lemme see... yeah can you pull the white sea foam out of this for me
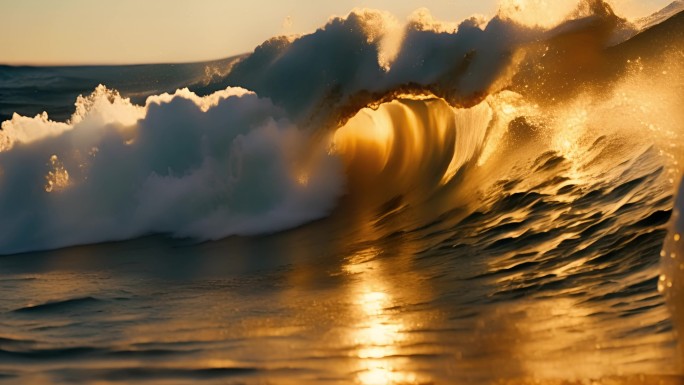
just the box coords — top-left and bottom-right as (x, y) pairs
(0, 86), (345, 253)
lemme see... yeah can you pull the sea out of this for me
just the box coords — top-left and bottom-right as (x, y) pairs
(1, 2), (684, 384)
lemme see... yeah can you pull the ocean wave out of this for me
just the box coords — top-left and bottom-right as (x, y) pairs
(0, 86), (345, 253)
(0, 4), (684, 344)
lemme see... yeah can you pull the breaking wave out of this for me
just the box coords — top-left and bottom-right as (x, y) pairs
(0, 86), (346, 252)
(3, 0), (684, 379)
(1, 1), (684, 325)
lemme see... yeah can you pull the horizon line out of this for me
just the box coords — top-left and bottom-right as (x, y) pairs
(0, 53), (248, 68)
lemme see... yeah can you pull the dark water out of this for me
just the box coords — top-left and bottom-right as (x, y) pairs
(0, 56), (241, 123)
(2, 4), (684, 385)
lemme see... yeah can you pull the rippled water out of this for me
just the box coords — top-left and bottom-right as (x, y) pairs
(2, 3), (684, 384)
(0, 123), (680, 384)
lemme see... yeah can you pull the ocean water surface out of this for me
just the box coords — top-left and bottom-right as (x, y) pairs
(1, 1), (684, 384)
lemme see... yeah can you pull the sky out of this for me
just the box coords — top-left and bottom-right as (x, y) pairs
(0, 0), (675, 65)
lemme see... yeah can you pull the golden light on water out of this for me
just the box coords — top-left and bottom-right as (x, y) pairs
(358, 367), (419, 385)
(353, 288), (413, 385)
(358, 291), (388, 316)
(1, 0), (684, 383)
(333, 108), (395, 175)
(297, 172), (310, 186)
(342, 248), (424, 385)
(355, 291), (402, 360)
(550, 104), (588, 163)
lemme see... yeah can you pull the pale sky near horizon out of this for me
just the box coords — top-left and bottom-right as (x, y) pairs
(0, 0), (674, 65)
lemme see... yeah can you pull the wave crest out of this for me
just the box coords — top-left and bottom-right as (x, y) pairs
(0, 86), (345, 254)
(1, 0), (683, 260)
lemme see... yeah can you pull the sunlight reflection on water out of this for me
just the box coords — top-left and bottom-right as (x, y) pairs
(343, 248), (426, 385)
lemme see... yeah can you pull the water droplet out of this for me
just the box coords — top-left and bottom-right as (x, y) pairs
(675, 234), (681, 242)
(44, 155), (70, 193)
(671, 252), (677, 259)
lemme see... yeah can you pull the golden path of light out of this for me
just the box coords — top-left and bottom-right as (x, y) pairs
(343, 248), (422, 385)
